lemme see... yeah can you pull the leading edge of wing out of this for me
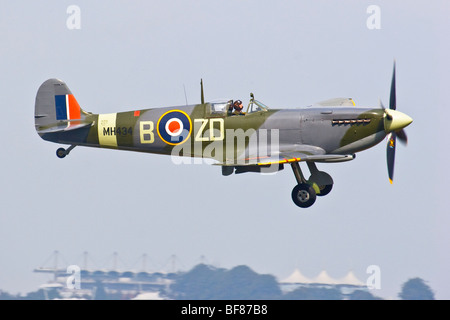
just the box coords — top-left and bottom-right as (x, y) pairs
(254, 153), (355, 165)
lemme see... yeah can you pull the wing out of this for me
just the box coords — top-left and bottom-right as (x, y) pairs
(215, 144), (355, 166)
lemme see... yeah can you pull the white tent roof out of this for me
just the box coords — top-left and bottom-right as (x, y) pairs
(312, 270), (339, 284)
(281, 268), (313, 284)
(282, 269), (365, 286)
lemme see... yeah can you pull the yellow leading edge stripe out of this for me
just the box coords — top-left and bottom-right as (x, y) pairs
(257, 157), (301, 166)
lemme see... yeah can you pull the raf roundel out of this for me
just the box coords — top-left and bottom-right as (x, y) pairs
(157, 110), (192, 145)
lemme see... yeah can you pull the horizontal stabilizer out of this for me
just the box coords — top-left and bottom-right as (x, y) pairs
(36, 121), (93, 134)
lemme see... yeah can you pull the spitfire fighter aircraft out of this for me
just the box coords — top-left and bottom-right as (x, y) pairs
(35, 65), (412, 208)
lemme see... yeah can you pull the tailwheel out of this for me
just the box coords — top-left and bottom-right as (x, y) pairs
(291, 183), (316, 208)
(56, 145), (76, 159)
(317, 184), (333, 197)
(56, 148), (67, 159)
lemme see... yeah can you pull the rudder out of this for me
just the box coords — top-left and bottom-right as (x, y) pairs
(35, 79), (91, 136)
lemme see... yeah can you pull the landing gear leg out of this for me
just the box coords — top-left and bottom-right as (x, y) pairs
(56, 145), (76, 159)
(291, 161), (307, 185)
(291, 162), (316, 208)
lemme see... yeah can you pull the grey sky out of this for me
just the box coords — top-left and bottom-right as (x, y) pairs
(0, 1), (448, 299)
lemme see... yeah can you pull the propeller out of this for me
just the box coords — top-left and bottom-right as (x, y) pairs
(386, 132), (396, 184)
(381, 62), (413, 184)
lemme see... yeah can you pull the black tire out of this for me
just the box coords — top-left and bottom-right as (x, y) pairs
(56, 148), (66, 159)
(317, 184), (333, 197)
(291, 184), (316, 208)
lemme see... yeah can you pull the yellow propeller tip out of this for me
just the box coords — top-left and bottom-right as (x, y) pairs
(389, 179), (393, 185)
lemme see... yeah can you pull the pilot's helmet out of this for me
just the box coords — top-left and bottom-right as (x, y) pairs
(235, 100), (242, 105)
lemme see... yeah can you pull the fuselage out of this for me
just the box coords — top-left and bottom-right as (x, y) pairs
(39, 101), (389, 163)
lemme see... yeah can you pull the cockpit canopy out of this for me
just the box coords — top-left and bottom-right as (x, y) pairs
(209, 95), (269, 116)
(246, 99), (269, 113)
(210, 100), (232, 114)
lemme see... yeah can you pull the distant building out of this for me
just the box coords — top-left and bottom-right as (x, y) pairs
(33, 251), (179, 299)
(34, 267), (174, 300)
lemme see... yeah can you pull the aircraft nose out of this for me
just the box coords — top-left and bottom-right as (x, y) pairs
(384, 110), (413, 133)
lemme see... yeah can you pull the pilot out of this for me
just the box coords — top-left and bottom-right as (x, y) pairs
(232, 100), (245, 115)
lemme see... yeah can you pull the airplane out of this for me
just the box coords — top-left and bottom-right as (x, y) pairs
(34, 63), (412, 208)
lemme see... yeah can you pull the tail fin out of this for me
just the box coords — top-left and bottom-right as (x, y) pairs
(35, 79), (92, 136)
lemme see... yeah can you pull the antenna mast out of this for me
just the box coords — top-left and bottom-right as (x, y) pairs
(200, 79), (205, 104)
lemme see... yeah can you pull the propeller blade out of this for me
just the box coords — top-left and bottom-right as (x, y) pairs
(389, 62), (396, 110)
(396, 129), (408, 145)
(380, 99), (393, 121)
(387, 132), (396, 184)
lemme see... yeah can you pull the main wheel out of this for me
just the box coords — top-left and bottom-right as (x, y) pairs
(317, 184), (333, 197)
(291, 184), (316, 208)
(56, 148), (67, 159)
